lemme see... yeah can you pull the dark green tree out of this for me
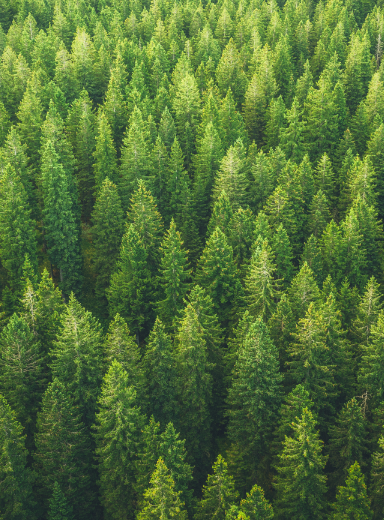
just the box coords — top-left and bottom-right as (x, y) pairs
(331, 462), (372, 520)
(48, 482), (73, 520)
(93, 360), (144, 520)
(274, 407), (327, 520)
(196, 455), (239, 520)
(93, 109), (118, 191)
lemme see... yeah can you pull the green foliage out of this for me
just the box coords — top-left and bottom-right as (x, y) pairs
(331, 462), (372, 520)
(48, 482), (73, 520)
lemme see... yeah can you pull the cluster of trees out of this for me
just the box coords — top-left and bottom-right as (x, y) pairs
(2, 0), (384, 517)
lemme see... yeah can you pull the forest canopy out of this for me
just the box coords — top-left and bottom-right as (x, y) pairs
(0, 0), (384, 518)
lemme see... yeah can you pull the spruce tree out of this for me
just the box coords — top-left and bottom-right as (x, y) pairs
(137, 458), (187, 520)
(331, 462), (372, 520)
(93, 109), (118, 191)
(328, 398), (367, 488)
(358, 312), (384, 405)
(0, 164), (37, 301)
(91, 178), (124, 316)
(34, 379), (93, 519)
(50, 294), (103, 428)
(237, 484), (274, 520)
(271, 223), (295, 288)
(157, 219), (190, 329)
(41, 141), (82, 297)
(274, 408), (327, 520)
(142, 318), (178, 426)
(245, 239), (280, 321)
(48, 482), (73, 520)
(227, 318), (283, 489)
(93, 360), (144, 520)
(206, 190), (234, 238)
(0, 394), (35, 520)
(195, 227), (243, 329)
(103, 314), (145, 400)
(196, 455), (239, 520)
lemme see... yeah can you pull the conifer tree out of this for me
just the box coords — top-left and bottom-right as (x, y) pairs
(103, 314), (145, 399)
(331, 462), (372, 520)
(157, 219), (190, 329)
(288, 262), (320, 322)
(93, 360), (144, 520)
(353, 276), (383, 348)
(280, 97), (305, 163)
(48, 482), (73, 520)
(50, 294), (103, 428)
(0, 164), (37, 300)
(0, 395), (35, 519)
(91, 178), (124, 316)
(17, 82), (43, 170)
(196, 455), (239, 520)
(235, 484), (274, 520)
(119, 106), (151, 210)
(175, 304), (213, 477)
(41, 141), (82, 297)
(137, 458), (187, 520)
(164, 138), (191, 226)
(271, 223), (295, 287)
(34, 379), (94, 519)
(274, 408), (327, 520)
(212, 139), (249, 210)
(207, 190), (234, 238)
(219, 88), (248, 150)
(245, 239), (280, 321)
(142, 318), (177, 426)
(227, 318), (283, 488)
(93, 109), (118, 192)
(108, 224), (153, 343)
(308, 190), (331, 238)
(195, 227), (243, 328)
(328, 398), (367, 488)
(0, 313), (43, 443)
(358, 312), (384, 405)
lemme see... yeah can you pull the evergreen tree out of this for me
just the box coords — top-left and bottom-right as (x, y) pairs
(142, 318), (177, 426)
(93, 360), (144, 520)
(271, 223), (295, 288)
(0, 313), (43, 443)
(91, 178), (124, 316)
(50, 294), (103, 428)
(331, 462), (372, 520)
(108, 224), (153, 343)
(236, 484), (274, 520)
(358, 312), (384, 405)
(274, 408), (327, 520)
(41, 141), (82, 297)
(196, 455), (239, 520)
(137, 458), (187, 520)
(0, 394), (35, 520)
(103, 314), (145, 399)
(328, 398), (367, 488)
(157, 219), (190, 329)
(0, 164), (37, 300)
(227, 318), (283, 489)
(48, 482), (73, 520)
(245, 239), (280, 321)
(175, 304), (213, 478)
(93, 109), (118, 191)
(308, 190), (331, 238)
(195, 227), (243, 329)
(34, 379), (93, 519)
(207, 190), (234, 238)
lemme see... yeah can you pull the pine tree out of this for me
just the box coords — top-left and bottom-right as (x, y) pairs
(328, 398), (367, 488)
(207, 190), (234, 238)
(227, 318), (283, 489)
(41, 141), (82, 297)
(196, 455), (239, 520)
(142, 318), (177, 426)
(288, 302), (336, 416)
(164, 138), (191, 226)
(308, 190), (331, 238)
(0, 313), (43, 443)
(93, 109), (118, 192)
(280, 97), (305, 163)
(48, 482), (73, 520)
(331, 462), (372, 520)
(245, 239), (280, 321)
(358, 312), (384, 406)
(34, 379), (93, 519)
(271, 223), (295, 288)
(288, 262), (321, 322)
(108, 224), (153, 343)
(195, 227), (243, 329)
(91, 178), (124, 317)
(212, 139), (249, 210)
(236, 484), (274, 520)
(93, 360), (144, 520)
(103, 314), (145, 399)
(119, 106), (151, 210)
(0, 164), (37, 300)
(219, 88), (248, 150)
(137, 458), (187, 520)
(50, 294), (103, 428)
(175, 304), (213, 477)
(0, 394), (35, 520)
(157, 219), (190, 329)
(228, 208), (254, 271)
(17, 82), (43, 170)
(353, 276), (383, 349)
(274, 408), (327, 520)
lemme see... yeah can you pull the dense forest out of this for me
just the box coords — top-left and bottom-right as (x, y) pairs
(2, 0), (384, 517)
